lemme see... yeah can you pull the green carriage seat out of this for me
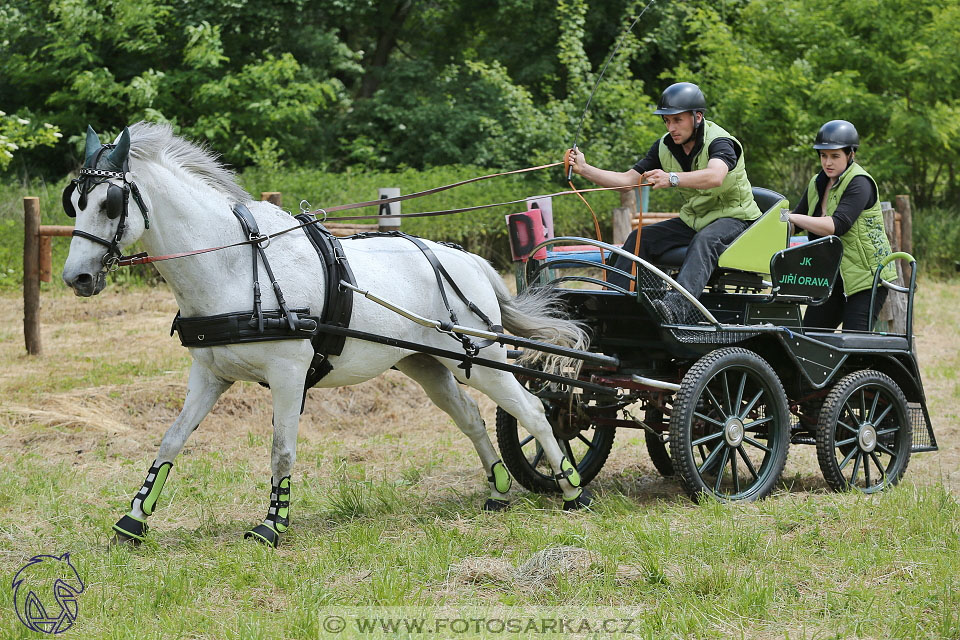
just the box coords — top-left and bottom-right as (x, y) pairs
(654, 187), (789, 276)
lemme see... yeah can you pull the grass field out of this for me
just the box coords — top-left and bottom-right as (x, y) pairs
(1, 279), (958, 639)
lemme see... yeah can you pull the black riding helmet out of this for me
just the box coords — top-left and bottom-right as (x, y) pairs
(653, 82), (707, 116)
(813, 120), (860, 151)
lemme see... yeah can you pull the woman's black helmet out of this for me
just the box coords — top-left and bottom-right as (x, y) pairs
(813, 120), (860, 151)
(653, 82), (707, 115)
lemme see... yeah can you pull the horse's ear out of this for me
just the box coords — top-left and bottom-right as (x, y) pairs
(83, 125), (102, 167)
(105, 127), (131, 171)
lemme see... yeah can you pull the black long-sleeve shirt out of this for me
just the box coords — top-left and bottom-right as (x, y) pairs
(630, 124), (739, 174)
(793, 170), (876, 237)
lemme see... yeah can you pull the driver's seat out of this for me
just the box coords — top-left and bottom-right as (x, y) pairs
(655, 187), (789, 276)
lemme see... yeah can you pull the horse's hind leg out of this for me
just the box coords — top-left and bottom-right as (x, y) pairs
(112, 362), (231, 544)
(396, 354), (514, 511)
(461, 367), (592, 510)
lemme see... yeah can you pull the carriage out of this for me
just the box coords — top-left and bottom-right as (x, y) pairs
(494, 187), (938, 501)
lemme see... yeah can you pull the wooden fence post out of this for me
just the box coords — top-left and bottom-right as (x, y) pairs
(261, 191), (282, 207)
(612, 187), (637, 245)
(23, 197), (42, 355)
(894, 195), (913, 282)
(878, 202), (907, 334)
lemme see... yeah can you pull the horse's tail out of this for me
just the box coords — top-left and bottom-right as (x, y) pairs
(474, 257), (589, 373)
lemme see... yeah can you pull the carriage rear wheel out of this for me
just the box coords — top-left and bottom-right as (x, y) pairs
(670, 348), (790, 502)
(495, 395), (616, 494)
(815, 370), (912, 493)
(644, 409), (675, 477)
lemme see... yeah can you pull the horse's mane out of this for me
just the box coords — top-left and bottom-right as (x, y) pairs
(127, 121), (251, 203)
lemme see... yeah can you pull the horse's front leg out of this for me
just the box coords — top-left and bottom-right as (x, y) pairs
(243, 370), (306, 549)
(112, 362), (231, 544)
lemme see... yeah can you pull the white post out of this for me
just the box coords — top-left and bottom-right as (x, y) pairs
(378, 188), (401, 230)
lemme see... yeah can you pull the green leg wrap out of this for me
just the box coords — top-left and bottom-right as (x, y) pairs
(132, 460), (173, 516)
(487, 460), (513, 494)
(554, 456), (582, 489)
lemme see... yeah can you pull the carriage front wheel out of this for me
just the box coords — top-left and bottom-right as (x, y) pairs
(495, 398), (616, 494)
(815, 370), (912, 493)
(670, 348), (790, 502)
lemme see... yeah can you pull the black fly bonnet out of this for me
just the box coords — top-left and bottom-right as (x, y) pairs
(62, 126), (150, 271)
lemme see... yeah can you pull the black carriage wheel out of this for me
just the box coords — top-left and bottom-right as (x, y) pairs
(644, 409), (675, 477)
(495, 401), (616, 494)
(670, 348), (790, 502)
(815, 370), (912, 493)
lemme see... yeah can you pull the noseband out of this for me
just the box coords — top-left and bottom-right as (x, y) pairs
(62, 144), (150, 272)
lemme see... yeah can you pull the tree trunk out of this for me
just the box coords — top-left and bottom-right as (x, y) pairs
(359, 0), (414, 99)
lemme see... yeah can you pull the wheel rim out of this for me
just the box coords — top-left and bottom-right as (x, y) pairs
(829, 383), (907, 493)
(688, 365), (783, 500)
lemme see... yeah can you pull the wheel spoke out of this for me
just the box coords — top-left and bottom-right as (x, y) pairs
(837, 445), (858, 471)
(875, 442), (896, 456)
(869, 451), (887, 481)
(850, 451), (863, 486)
(531, 444), (544, 469)
(843, 400), (863, 427)
(519, 434), (534, 448)
(697, 443), (726, 476)
(563, 440), (578, 468)
(859, 389), (867, 423)
(864, 452), (872, 485)
(743, 436), (771, 453)
(838, 418), (859, 435)
(723, 371), (732, 415)
(731, 448), (740, 494)
(735, 373), (747, 413)
(835, 436), (858, 447)
(739, 390), (765, 420)
(694, 411), (725, 427)
(704, 386), (726, 416)
(743, 416), (773, 431)
(875, 427), (899, 437)
(872, 404), (894, 427)
(714, 447), (731, 493)
(692, 431), (724, 447)
(737, 446), (759, 480)
(576, 433), (595, 449)
(868, 388), (881, 424)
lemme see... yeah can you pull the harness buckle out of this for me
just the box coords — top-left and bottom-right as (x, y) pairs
(250, 233), (270, 249)
(102, 254), (121, 272)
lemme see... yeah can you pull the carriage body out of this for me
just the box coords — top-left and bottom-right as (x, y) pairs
(497, 188), (936, 501)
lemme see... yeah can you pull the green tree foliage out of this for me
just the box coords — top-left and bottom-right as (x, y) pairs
(1, 0), (958, 208)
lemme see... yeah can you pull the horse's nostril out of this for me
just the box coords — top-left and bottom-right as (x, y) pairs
(76, 273), (93, 286)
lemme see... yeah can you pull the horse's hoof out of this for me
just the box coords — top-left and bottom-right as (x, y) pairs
(482, 498), (511, 512)
(562, 489), (593, 511)
(111, 514), (147, 546)
(109, 532), (141, 547)
(244, 524), (280, 548)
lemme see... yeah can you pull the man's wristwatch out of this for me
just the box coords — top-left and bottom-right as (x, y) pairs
(668, 172), (679, 187)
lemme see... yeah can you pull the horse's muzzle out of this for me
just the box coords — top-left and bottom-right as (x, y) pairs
(63, 271), (106, 297)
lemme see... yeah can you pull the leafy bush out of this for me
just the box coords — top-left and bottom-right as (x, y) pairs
(912, 207), (960, 278)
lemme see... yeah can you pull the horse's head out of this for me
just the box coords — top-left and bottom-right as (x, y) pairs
(62, 125), (151, 296)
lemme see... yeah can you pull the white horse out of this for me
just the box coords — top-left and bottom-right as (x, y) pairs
(61, 122), (592, 548)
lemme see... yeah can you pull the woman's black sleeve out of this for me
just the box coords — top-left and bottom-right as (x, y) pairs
(832, 176), (877, 236)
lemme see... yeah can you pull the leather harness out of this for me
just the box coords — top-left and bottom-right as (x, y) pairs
(170, 206), (497, 391)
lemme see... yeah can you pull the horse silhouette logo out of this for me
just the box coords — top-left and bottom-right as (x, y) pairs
(12, 553), (85, 634)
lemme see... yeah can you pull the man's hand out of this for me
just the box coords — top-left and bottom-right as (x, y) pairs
(642, 169), (671, 189)
(566, 148), (587, 175)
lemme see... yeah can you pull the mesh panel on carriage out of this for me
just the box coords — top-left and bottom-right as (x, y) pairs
(634, 261), (758, 345)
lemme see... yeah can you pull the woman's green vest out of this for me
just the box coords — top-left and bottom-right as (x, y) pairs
(804, 163), (896, 296)
(657, 120), (762, 232)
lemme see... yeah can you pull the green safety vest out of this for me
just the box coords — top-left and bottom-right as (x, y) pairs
(804, 163), (896, 296)
(658, 120), (762, 232)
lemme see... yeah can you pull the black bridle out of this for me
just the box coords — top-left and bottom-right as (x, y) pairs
(62, 145), (150, 271)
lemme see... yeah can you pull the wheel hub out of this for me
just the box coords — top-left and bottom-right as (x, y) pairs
(858, 423), (877, 452)
(723, 417), (745, 447)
